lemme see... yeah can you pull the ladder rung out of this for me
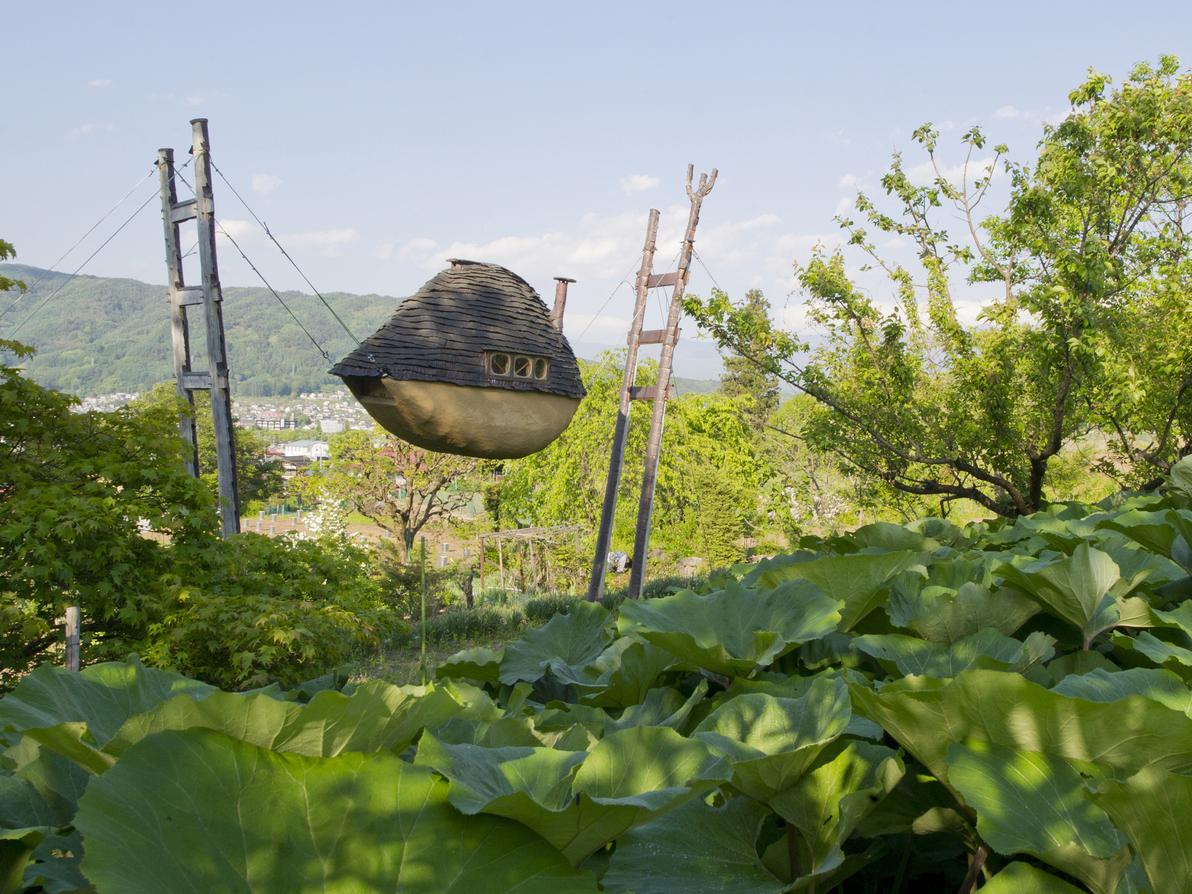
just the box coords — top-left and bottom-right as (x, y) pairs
(646, 271), (679, 289)
(170, 199), (197, 223)
(629, 384), (673, 402)
(635, 328), (675, 345)
(173, 286), (206, 307)
(181, 372), (212, 390)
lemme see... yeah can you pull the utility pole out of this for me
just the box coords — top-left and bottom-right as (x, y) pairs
(157, 118), (241, 537)
(587, 165), (717, 601)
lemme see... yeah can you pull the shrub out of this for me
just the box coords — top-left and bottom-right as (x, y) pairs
(143, 533), (401, 689)
(417, 606), (524, 644)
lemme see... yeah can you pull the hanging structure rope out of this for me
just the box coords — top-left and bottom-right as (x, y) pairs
(0, 166), (162, 324)
(3, 160), (193, 333)
(171, 166), (332, 363)
(207, 159), (360, 344)
(7, 184), (168, 338)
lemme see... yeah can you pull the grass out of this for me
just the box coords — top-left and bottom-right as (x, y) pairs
(345, 575), (706, 686)
(349, 635), (508, 686)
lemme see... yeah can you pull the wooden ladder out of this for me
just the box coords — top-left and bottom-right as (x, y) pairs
(157, 118), (241, 537)
(587, 165), (717, 601)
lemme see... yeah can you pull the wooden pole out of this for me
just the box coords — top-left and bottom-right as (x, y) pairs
(550, 277), (575, 330)
(419, 536), (428, 684)
(497, 537), (505, 591)
(156, 148), (200, 477)
(191, 118), (241, 537)
(479, 536), (486, 593)
(629, 166), (717, 598)
(587, 209), (661, 601)
(64, 606), (80, 672)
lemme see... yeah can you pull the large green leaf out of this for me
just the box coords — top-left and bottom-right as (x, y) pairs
(0, 658), (213, 746)
(414, 732), (602, 862)
(435, 646), (504, 686)
(75, 727), (598, 893)
(1100, 509), (1192, 572)
(854, 628), (1055, 677)
(105, 680), (492, 757)
(744, 550), (920, 630)
(767, 741), (903, 879)
(694, 678), (850, 801)
(1051, 667), (1192, 716)
(499, 602), (612, 685)
(1096, 767), (1192, 894)
(996, 543), (1143, 647)
(980, 862), (1087, 894)
(601, 795), (789, 894)
(850, 669), (1192, 785)
(550, 637), (679, 709)
(885, 581), (1039, 642)
(946, 740), (1129, 893)
(616, 581), (840, 677)
(571, 725), (730, 810)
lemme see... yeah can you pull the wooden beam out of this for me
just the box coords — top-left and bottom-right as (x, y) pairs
(588, 209), (660, 602)
(157, 147), (199, 478)
(64, 606), (80, 672)
(191, 118), (241, 537)
(630, 166), (717, 598)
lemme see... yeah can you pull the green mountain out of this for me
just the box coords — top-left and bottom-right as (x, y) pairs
(0, 264), (396, 397)
(0, 265), (724, 398)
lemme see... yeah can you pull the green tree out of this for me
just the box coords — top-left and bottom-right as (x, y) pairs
(0, 340), (217, 679)
(314, 428), (491, 563)
(0, 238), (25, 296)
(718, 288), (780, 433)
(500, 353), (767, 573)
(688, 57), (1192, 518)
(133, 382), (286, 512)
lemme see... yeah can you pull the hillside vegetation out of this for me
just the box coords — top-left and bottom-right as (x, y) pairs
(4, 462), (1192, 891)
(0, 264), (392, 396)
(0, 265), (723, 399)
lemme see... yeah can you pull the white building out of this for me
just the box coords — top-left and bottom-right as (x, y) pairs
(319, 418), (345, 434)
(282, 439), (330, 461)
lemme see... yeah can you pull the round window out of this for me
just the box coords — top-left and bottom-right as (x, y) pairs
(513, 355), (532, 378)
(533, 358), (549, 380)
(489, 353), (510, 376)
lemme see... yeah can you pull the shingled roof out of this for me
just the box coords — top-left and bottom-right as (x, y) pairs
(330, 260), (586, 399)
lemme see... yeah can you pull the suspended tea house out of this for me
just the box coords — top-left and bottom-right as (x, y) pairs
(331, 260), (586, 459)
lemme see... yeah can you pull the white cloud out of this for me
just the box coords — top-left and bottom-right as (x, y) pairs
(285, 228), (359, 257)
(397, 237), (438, 261)
(567, 312), (632, 343)
(185, 95), (207, 107)
(214, 218), (261, 244)
(69, 122), (114, 139)
(838, 173), (859, 189)
(619, 174), (659, 194)
(251, 173), (283, 195)
(374, 242), (396, 260)
(906, 155), (999, 187)
(88, 78), (112, 88)
(994, 105), (1022, 119)
(834, 196), (854, 217)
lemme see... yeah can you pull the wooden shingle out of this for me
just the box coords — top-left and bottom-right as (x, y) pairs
(330, 260), (586, 399)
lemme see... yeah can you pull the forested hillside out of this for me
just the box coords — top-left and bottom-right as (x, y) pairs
(0, 265), (722, 398)
(0, 264), (392, 396)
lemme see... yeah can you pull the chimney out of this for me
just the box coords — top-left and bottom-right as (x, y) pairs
(551, 277), (575, 331)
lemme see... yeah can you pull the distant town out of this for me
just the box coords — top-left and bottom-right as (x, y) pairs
(76, 387), (375, 465)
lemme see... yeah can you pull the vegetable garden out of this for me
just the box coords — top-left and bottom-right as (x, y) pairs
(5, 462), (1192, 892)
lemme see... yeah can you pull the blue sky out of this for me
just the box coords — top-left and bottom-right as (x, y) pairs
(4, 1), (1189, 375)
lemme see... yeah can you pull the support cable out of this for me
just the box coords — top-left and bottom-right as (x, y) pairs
(7, 183), (164, 337)
(208, 159), (359, 344)
(171, 168), (332, 364)
(1, 162), (181, 325)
